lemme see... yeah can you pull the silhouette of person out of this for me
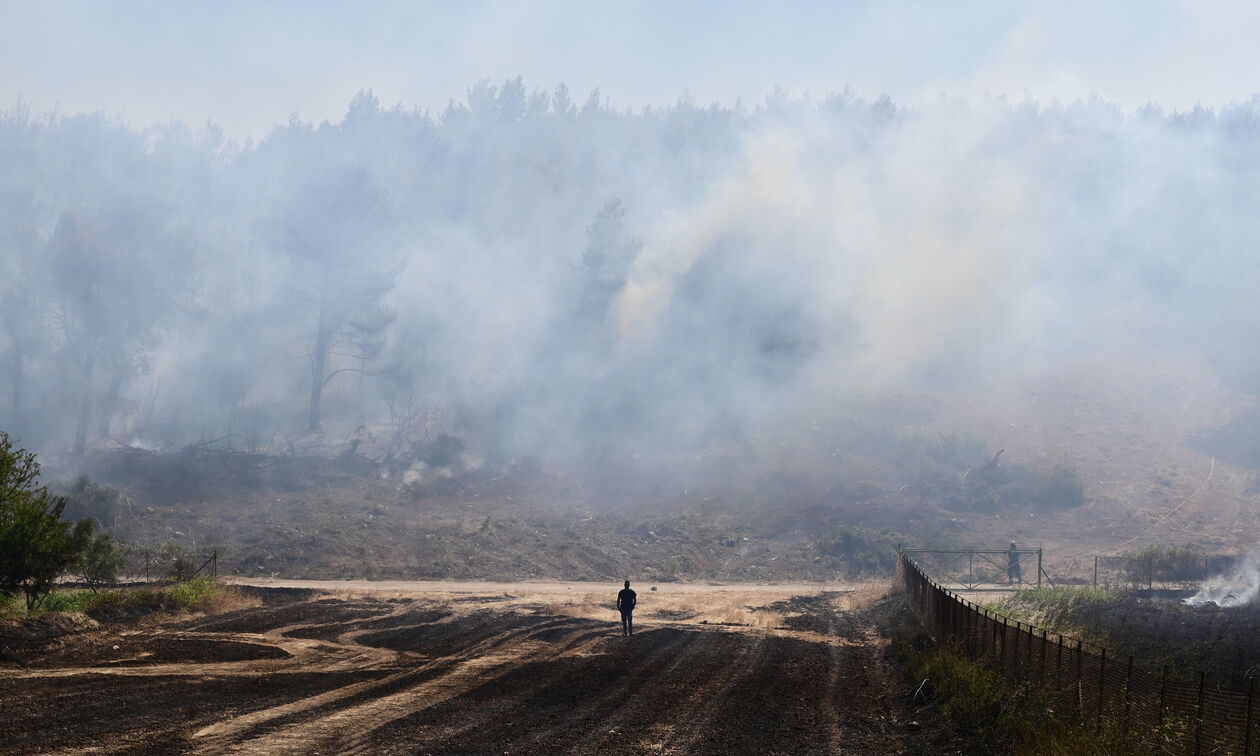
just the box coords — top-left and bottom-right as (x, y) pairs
(617, 580), (637, 636)
(1008, 542), (1022, 585)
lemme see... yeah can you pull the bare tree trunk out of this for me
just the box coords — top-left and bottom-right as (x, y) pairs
(307, 301), (331, 432)
(97, 368), (125, 440)
(75, 356), (95, 454)
(307, 348), (326, 431)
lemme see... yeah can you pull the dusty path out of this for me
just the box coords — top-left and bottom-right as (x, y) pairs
(1, 586), (917, 755)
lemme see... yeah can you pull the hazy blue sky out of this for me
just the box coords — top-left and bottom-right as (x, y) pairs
(3, 1), (1259, 137)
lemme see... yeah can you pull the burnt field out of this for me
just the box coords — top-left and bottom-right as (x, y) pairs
(0, 583), (930, 755)
(997, 587), (1260, 691)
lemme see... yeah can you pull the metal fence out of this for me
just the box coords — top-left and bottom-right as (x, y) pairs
(901, 552), (1258, 755)
(120, 547), (218, 582)
(1090, 553), (1234, 591)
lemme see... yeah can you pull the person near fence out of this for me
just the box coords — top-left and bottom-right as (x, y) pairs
(1007, 541), (1022, 584)
(617, 580), (637, 636)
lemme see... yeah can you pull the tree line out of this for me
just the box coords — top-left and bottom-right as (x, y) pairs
(4, 82), (1260, 461)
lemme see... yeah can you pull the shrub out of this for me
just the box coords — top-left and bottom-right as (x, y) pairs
(0, 432), (93, 610)
(166, 576), (223, 611)
(1119, 544), (1211, 587)
(891, 597), (1160, 754)
(38, 589), (96, 613)
(0, 591), (18, 619)
(155, 542), (202, 581)
(78, 524), (124, 590)
(59, 474), (122, 529)
(816, 527), (899, 577)
(32, 578), (229, 618)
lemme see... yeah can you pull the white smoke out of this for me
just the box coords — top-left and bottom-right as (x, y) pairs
(1184, 551), (1260, 607)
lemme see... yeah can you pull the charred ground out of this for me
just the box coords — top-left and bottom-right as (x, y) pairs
(0, 583), (936, 755)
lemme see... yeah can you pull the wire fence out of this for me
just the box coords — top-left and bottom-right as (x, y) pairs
(120, 547), (218, 582)
(1090, 553), (1234, 592)
(901, 552), (1258, 755)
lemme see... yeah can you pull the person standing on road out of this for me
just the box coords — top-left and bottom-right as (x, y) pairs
(617, 580), (637, 636)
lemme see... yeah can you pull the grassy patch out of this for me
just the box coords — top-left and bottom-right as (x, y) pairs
(36, 590), (100, 613)
(986, 583), (1260, 690)
(988, 585), (1120, 638)
(4, 577), (252, 621)
(0, 591), (17, 620)
(166, 576), (225, 611)
(888, 595), (1158, 754)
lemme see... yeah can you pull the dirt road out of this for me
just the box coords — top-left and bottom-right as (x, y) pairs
(1, 585), (920, 754)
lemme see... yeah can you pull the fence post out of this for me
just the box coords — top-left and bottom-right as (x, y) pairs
(1026, 623), (1033, 678)
(1037, 548), (1043, 587)
(1001, 618), (1009, 672)
(1195, 670), (1205, 756)
(1013, 621), (1021, 674)
(992, 611), (998, 659)
(1246, 675), (1255, 756)
(968, 601), (976, 654)
(1039, 628), (1047, 686)
(211, 549), (217, 579)
(1076, 640), (1084, 722)
(1097, 647), (1107, 733)
(1056, 634), (1063, 691)
(1094, 555), (1098, 587)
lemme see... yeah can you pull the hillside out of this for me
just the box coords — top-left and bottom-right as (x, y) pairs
(41, 349), (1260, 584)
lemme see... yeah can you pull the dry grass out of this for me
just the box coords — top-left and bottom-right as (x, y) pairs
(205, 585), (263, 614)
(836, 581), (890, 612)
(536, 590), (788, 627)
(248, 578), (880, 633)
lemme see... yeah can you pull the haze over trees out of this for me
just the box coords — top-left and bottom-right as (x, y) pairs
(2, 84), (1260, 464)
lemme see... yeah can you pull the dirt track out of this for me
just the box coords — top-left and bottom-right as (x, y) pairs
(1, 586), (920, 754)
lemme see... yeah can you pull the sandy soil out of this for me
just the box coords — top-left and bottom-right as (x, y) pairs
(226, 576), (859, 594)
(0, 582), (924, 755)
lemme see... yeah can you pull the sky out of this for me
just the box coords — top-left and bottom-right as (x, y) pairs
(3, 1), (1260, 138)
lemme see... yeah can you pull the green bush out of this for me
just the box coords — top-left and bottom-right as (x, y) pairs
(990, 585), (1118, 637)
(816, 527), (899, 577)
(1119, 544), (1210, 587)
(890, 596), (1161, 755)
(0, 431), (94, 610)
(38, 589), (97, 613)
(59, 474), (122, 529)
(27, 579), (224, 617)
(78, 522), (124, 590)
(166, 576), (223, 611)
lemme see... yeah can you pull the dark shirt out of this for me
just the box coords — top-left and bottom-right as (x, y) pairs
(617, 588), (637, 613)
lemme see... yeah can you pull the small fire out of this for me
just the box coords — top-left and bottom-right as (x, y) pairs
(1184, 551), (1260, 607)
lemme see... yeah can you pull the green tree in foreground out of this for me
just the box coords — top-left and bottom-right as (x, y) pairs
(0, 431), (91, 609)
(78, 521), (124, 591)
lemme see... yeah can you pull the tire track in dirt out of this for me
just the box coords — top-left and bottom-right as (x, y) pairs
(393, 626), (700, 752)
(194, 617), (608, 755)
(0, 629), (398, 681)
(3, 591), (920, 755)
